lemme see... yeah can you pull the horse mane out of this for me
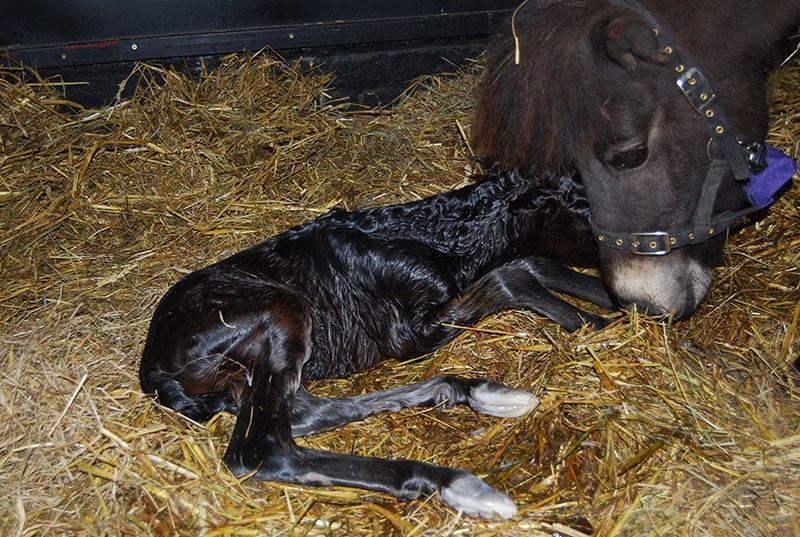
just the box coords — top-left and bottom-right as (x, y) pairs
(472, 0), (800, 175)
(473, 2), (622, 174)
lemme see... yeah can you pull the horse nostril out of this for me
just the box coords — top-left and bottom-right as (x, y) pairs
(619, 301), (692, 324)
(622, 301), (675, 320)
(618, 289), (702, 321)
(610, 283), (702, 322)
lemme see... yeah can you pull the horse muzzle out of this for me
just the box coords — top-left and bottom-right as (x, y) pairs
(600, 248), (713, 320)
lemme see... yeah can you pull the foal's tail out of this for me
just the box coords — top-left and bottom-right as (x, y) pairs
(139, 363), (237, 423)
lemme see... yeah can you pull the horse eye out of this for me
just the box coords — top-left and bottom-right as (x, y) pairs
(609, 143), (649, 169)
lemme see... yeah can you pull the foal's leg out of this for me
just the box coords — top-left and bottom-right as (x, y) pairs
(291, 376), (539, 437)
(223, 298), (519, 519)
(517, 257), (617, 311)
(429, 258), (611, 334)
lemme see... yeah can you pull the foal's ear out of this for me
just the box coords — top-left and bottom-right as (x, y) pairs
(602, 16), (668, 71)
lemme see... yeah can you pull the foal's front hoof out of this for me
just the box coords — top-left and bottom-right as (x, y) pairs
(468, 382), (539, 418)
(580, 311), (611, 330)
(440, 473), (517, 519)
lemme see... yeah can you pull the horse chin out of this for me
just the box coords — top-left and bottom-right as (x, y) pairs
(600, 250), (714, 320)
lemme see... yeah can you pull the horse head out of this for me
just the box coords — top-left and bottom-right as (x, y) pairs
(473, 0), (799, 319)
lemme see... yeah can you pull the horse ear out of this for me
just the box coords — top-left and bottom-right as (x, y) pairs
(603, 17), (668, 71)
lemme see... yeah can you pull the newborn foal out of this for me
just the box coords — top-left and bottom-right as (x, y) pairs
(140, 167), (614, 518)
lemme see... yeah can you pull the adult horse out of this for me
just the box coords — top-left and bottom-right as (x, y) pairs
(473, 0), (800, 319)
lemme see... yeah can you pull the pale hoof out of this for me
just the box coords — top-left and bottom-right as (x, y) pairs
(468, 382), (539, 418)
(440, 473), (517, 519)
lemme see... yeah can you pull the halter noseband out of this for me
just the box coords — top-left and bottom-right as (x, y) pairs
(592, 0), (795, 256)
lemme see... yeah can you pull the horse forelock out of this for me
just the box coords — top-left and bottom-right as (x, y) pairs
(473, 2), (613, 175)
(473, 0), (800, 174)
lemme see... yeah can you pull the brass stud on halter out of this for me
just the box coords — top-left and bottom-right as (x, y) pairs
(594, 0), (773, 256)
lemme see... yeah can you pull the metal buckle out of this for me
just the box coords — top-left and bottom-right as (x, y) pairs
(676, 67), (715, 113)
(630, 231), (672, 255)
(741, 140), (768, 173)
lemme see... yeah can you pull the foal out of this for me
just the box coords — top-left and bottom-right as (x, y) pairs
(140, 166), (614, 519)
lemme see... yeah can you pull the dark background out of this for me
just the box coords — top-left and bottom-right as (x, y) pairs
(1, 1), (518, 106)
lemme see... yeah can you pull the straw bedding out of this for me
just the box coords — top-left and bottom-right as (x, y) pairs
(1, 52), (798, 536)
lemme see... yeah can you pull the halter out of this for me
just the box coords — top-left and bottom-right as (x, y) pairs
(592, 0), (796, 255)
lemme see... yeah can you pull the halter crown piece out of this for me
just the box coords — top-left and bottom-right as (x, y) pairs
(593, 0), (797, 255)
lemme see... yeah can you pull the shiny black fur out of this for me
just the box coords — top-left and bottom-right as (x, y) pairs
(139, 166), (614, 518)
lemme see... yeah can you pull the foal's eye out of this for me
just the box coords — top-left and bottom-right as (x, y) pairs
(609, 143), (649, 169)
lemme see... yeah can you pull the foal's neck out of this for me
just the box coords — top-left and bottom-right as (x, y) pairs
(348, 169), (540, 263)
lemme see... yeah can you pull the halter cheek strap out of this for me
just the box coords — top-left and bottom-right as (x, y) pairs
(608, 0), (756, 180)
(592, 0), (795, 256)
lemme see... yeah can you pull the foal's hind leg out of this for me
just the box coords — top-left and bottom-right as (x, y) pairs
(223, 296), (519, 519)
(290, 376), (539, 437)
